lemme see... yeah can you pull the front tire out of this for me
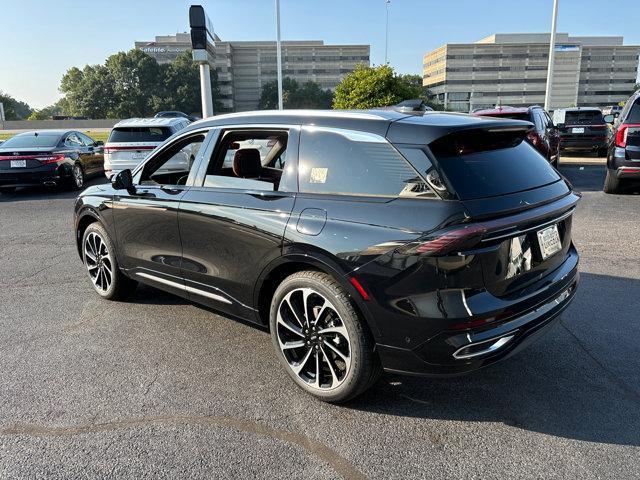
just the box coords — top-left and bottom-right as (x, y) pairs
(82, 222), (137, 300)
(603, 170), (620, 194)
(269, 270), (381, 403)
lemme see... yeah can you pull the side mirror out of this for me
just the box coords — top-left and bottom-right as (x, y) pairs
(94, 140), (104, 146)
(112, 169), (133, 191)
(556, 123), (565, 129)
(603, 114), (615, 124)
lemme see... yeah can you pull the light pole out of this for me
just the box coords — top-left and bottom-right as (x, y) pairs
(544, 0), (559, 111)
(275, 0), (283, 110)
(385, 0), (390, 64)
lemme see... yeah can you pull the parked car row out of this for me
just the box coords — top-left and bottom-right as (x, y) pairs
(0, 113), (193, 192)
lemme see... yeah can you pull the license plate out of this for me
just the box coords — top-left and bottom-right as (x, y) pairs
(537, 224), (562, 260)
(571, 127), (584, 134)
(10, 160), (26, 168)
(132, 152), (148, 160)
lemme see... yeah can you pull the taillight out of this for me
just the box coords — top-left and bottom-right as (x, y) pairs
(398, 224), (487, 257)
(616, 125), (640, 148)
(526, 131), (541, 146)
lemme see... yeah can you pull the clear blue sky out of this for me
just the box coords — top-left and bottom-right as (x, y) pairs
(1, 0), (638, 108)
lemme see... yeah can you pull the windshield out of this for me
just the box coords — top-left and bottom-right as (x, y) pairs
(108, 127), (172, 143)
(1, 133), (61, 149)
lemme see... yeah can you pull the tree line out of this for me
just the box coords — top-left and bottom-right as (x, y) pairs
(5, 52), (443, 120)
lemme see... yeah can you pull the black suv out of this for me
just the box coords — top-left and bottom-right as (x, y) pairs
(552, 107), (609, 156)
(74, 110), (579, 402)
(603, 90), (640, 193)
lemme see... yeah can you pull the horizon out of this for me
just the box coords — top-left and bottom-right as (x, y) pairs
(1, 0), (639, 108)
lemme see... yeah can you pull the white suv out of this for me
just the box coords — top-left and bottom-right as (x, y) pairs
(103, 117), (191, 178)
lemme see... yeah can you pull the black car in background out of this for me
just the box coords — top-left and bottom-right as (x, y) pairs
(0, 130), (104, 193)
(553, 107), (609, 156)
(604, 90), (640, 193)
(473, 105), (560, 167)
(74, 110), (579, 402)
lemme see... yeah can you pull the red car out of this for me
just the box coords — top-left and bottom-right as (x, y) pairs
(473, 106), (560, 167)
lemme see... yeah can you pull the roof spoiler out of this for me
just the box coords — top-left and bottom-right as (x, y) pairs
(386, 113), (534, 145)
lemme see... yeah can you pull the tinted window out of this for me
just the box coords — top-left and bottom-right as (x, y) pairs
(108, 127), (172, 143)
(429, 132), (560, 200)
(626, 99), (640, 123)
(565, 111), (605, 125)
(2, 133), (61, 148)
(299, 128), (432, 198)
(65, 133), (82, 147)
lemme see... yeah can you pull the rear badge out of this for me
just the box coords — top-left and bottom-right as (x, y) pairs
(506, 235), (533, 279)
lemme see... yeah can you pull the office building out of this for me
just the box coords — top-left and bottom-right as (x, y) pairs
(136, 33), (370, 111)
(423, 33), (640, 112)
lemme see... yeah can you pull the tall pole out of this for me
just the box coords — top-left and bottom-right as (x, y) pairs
(199, 62), (214, 118)
(385, 0), (390, 64)
(275, 0), (283, 110)
(544, 0), (559, 111)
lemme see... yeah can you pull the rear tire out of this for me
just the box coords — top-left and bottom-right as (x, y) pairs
(603, 170), (620, 194)
(70, 163), (84, 190)
(82, 222), (137, 300)
(269, 270), (381, 403)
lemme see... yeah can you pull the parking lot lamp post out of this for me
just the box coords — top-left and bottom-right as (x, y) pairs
(275, 0), (283, 110)
(544, 0), (559, 111)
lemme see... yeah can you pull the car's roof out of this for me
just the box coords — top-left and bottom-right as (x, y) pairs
(113, 117), (188, 128)
(186, 109), (532, 145)
(556, 107), (602, 112)
(473, 106), (534, 116)
(12, 130), (71, 136)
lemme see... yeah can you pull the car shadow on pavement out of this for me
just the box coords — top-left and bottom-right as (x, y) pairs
(559, 164), (640, 194)
(0, 177), (107, 203)
(349, 272), (640, 447)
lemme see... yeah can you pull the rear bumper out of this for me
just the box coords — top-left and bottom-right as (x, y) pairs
(377, 248), (579, 377)
(610, 147), (640, 180)
(0, 164), (70, 187)
(559, 136), (608, 150)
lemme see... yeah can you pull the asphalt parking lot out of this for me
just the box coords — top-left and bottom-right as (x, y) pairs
(0, 158), (639, 479)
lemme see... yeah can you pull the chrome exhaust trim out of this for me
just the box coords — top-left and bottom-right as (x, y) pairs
(453, 333), (516, 360)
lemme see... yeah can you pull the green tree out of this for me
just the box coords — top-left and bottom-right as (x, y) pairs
(153, 50), (221, 115)
(259, 77), (333, 109)
(333, 64), (417, 109)
(0, 91), (32, 119)
(58, 49), (220, 119)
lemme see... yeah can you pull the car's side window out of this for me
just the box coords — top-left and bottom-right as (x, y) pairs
(201, 129), (289, 192)
(77, 133), (95, 146)
(298, 127), (434, 199)
(533, 111), (544, 131)
(65, 133), (82, 147)
(138, 133), (206, 186)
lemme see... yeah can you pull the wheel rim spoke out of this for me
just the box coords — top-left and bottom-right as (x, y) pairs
(84, 232), (112, 292)
(276, 286), (351, 391)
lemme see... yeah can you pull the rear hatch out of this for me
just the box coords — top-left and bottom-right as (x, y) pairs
(104, 126), (172, 170)
(559, 110), (608, 139)
(392, 120), (578, 297)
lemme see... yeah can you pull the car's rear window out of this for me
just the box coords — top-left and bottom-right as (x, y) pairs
(565, 111), (605, 125)
(1, 133), (61, 148)
(108, 127), (172, 143)
(427, 130), (560, 200)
